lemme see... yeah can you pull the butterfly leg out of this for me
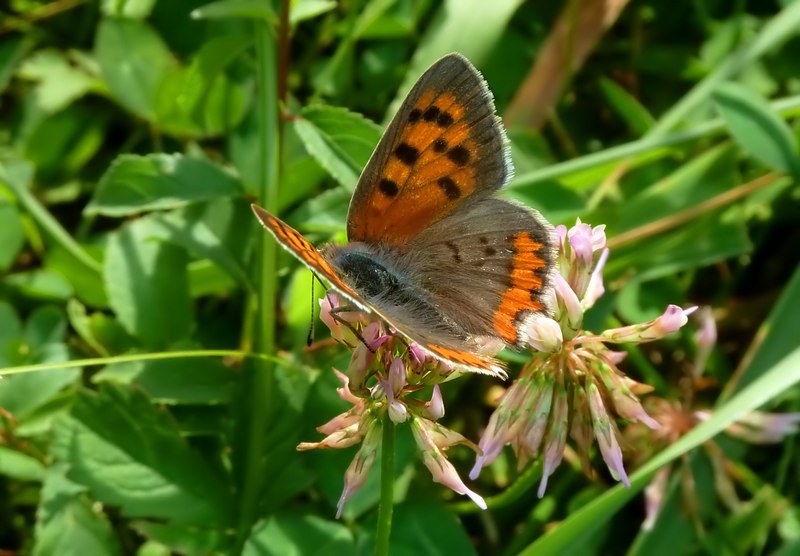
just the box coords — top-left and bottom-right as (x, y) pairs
(329, 305), (377, 353)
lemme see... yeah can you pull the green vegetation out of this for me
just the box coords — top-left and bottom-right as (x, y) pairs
(1, 1), (799, 554)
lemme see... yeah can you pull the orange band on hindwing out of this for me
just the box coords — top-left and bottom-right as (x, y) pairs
(493, 232), (548, 344)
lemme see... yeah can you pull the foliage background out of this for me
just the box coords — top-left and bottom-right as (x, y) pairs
(1, 0), (799, 554)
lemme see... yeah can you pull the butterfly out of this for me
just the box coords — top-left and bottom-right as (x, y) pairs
(252, 53), (556, 378)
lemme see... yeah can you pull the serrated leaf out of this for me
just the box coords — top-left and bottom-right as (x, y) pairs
(34, 494), (122, 556)
(87, 153), (244, 216)
(103, 218), (193, 348)
(293, 105), (381, 190)
(714, 82), (800, 176)
(65, 384), (232, 526)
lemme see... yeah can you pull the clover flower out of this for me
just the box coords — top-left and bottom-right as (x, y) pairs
(623, 307), (800, 529)
(471, 219), (696, 496)
(298, 293), (486, 517)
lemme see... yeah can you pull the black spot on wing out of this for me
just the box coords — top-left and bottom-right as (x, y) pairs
(394, 143), (419, 166)
(447, 145), (470, 166)
(437, 111), (455, 127)
(437, 177), (461, 200)
(378, 178), (399, 197)
(423, 106), (441, 122)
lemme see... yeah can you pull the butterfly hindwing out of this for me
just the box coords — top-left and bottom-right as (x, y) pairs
(405, 197), (557, 346)
(347, 53), (511, 245)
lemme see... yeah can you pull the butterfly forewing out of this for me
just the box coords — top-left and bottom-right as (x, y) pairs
(250, 205), (368, 311)
(347, 53), (512, 246)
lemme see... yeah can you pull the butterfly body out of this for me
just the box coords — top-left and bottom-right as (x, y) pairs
(253, 53), (556, 377)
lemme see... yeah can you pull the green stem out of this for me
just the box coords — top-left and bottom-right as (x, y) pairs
(233, 12), (281, 554)
(3, 175), (101, 275)
(375, 413), (395, 556)
(0, 349), (281, 376)
(510, 94), (800, 190)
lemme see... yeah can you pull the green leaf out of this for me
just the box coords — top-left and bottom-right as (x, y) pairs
(385, 0), (525, 118)
(17, 49), (99, 113)
(0, 201), (25, 271)
(146, 205), (252, 292)
(47, 244), (109, 308)
(66, 299), (138, 356)
(103, 218), (193, 348)
(244, 514), (355, 556)
(606, 217), (751, 283)
(24, 305), (67, 347)
(191, 0), (276, 21)
(34, 463), (122, 555)
(0, 301), (22, 346)
(22, 103), (107, 181)
(132, 521), (231, 554)
(713, 82), (800, 176)
(153, 34), (252, 137)
(93, 358), (233, 404)
(613, 144), (739, 233)
(0, 35), (30, 94)
(101, 0), (157, 19)
(4, 268), (74, 300)
(293, 105), (381, 190)
(95, 18), (177, 118)
(0, 305), (78, 419)
(506, 181), (586, 225)
(730, 264), (800, 394)
(290, 0), (337, 24)
(87, 153), (244, 216)
(599, 76), (655, 135)
(384, 501), (478, 556)
(64, 384), (232, 526)
(0, 446), (46, 481)
(0, 363), (79, 419)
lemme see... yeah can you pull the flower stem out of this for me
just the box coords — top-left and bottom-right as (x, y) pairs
(375, 413), (395, 556)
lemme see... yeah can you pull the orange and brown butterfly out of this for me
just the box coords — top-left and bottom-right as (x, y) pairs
(252, 53), (556, 377)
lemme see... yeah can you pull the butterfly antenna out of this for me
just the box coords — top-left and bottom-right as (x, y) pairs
(306, 272), (323, 346)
